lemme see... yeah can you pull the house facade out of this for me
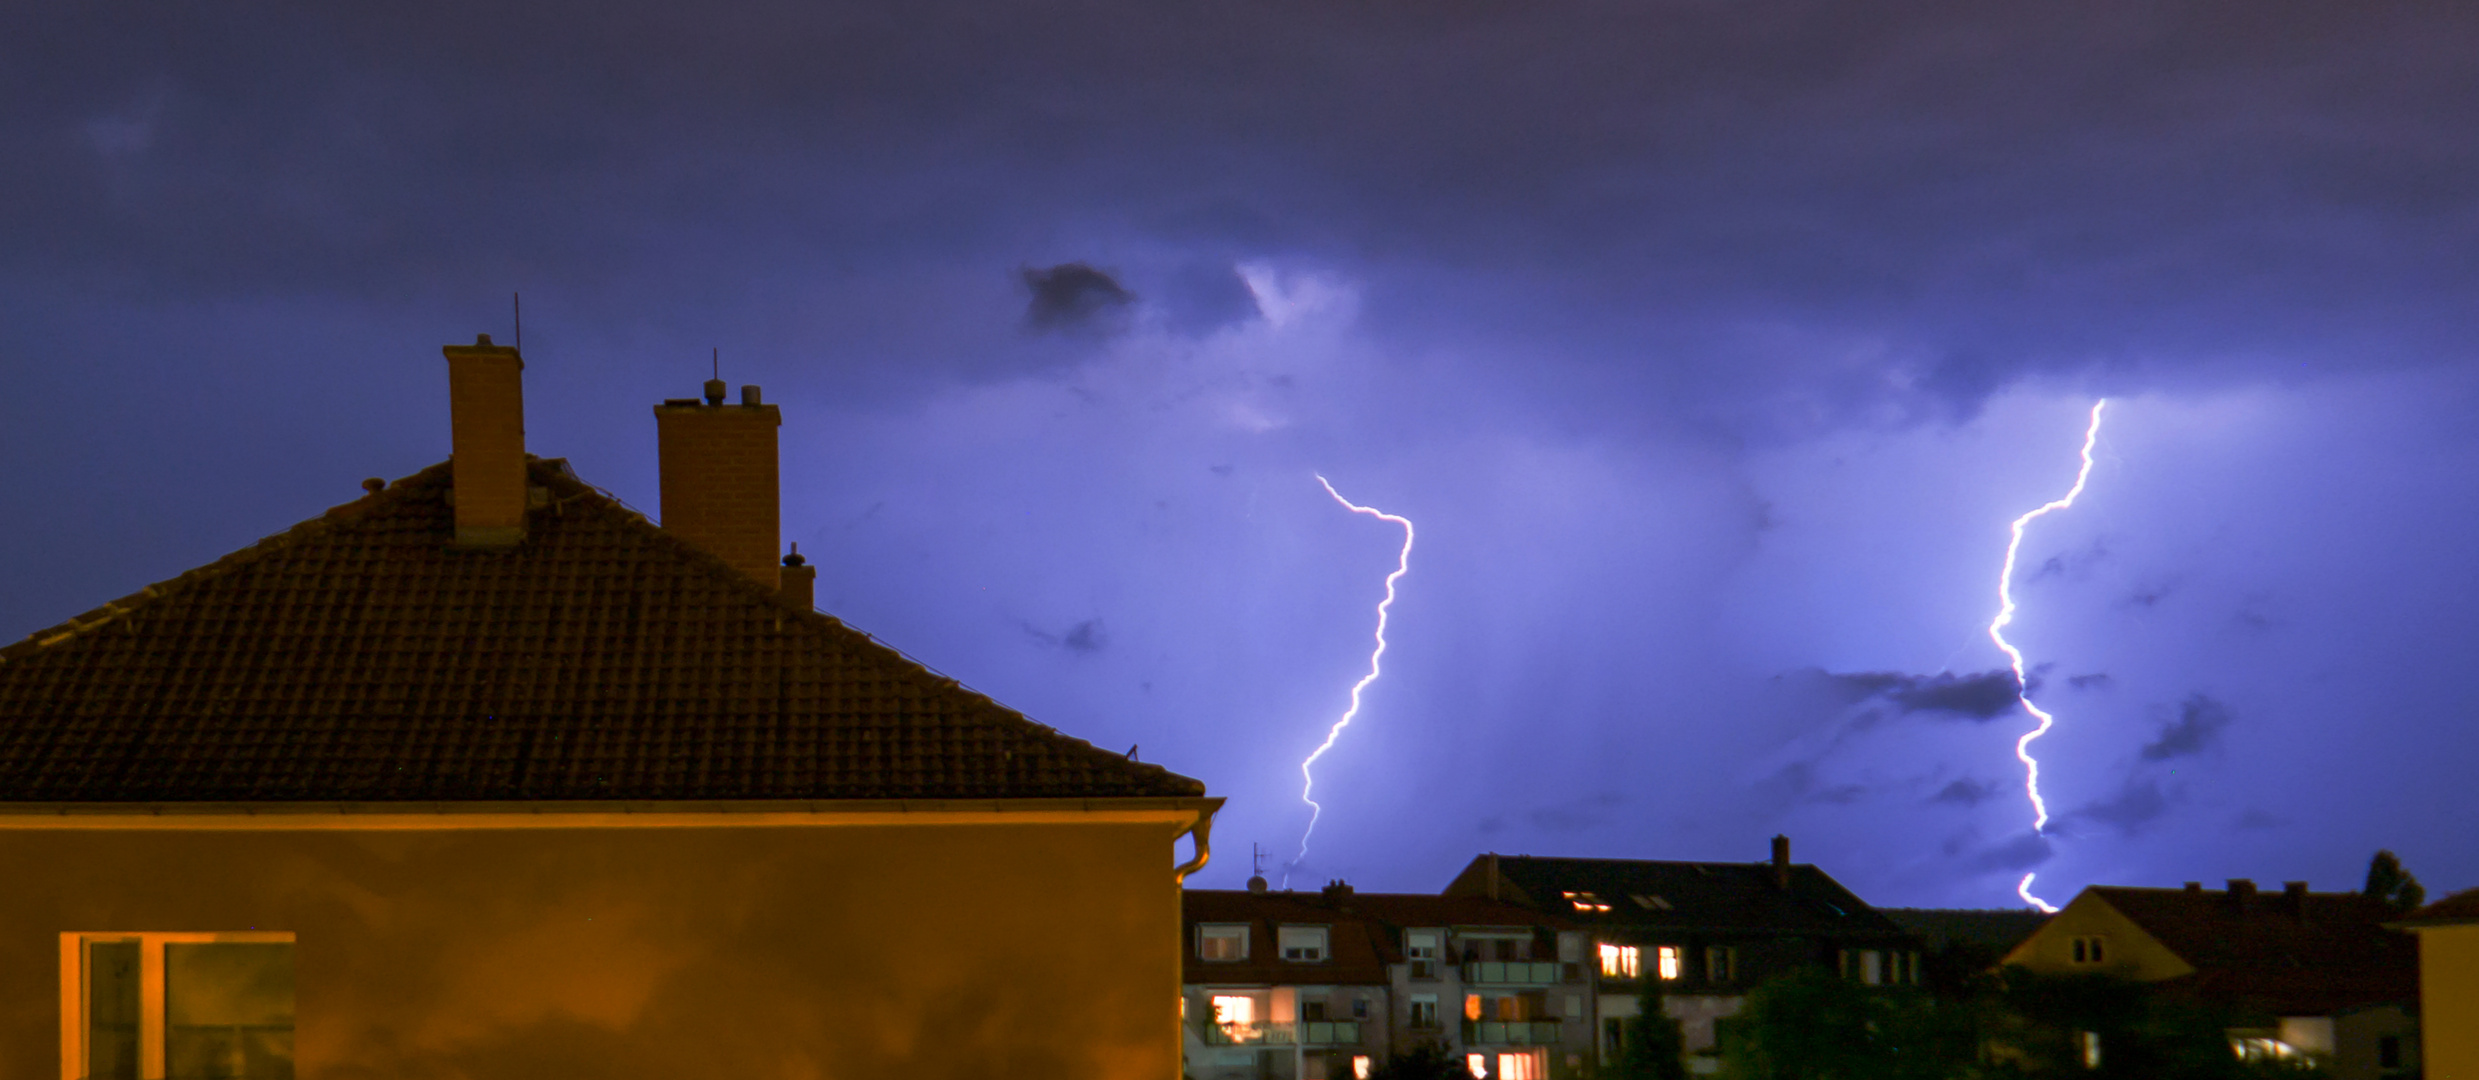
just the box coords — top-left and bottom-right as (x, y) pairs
(2004, 880), (2420, 1080)
(1442, 838), (1918, 1074)
(1181, 883), (1590, 1080)
(2392, 888), (2479, 1080)
(0, 336), (1219, 1080)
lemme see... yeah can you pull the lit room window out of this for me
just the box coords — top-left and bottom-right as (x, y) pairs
(1212, 994), (1259, 1039)
(1353, 1055), (1373, 1079)
(1467, 1052), (1489, 1079)
(63, 932), (296, 1080)
(1705, 946), (1737, 983)
(1497, 1050), (1545, 1080)
(1280, 926), (1330, 962)
(1597, 943), (1639, 979)
(1199, 924), (1250, 961)
(1656, 946), (1682, 981)
(1859, 949), (1883, 986)
(1562, 891), (1611, 913)
(2080, 1031), (2102, 1070)
(2069, 935), (2107, 965)
(1407, 931), (1441, 978)
(1465, 994), (1483, 1021)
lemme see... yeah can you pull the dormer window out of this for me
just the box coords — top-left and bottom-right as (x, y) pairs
(1279, 925), (1330, 962)
(1630, 893), (1673, 911)
(2069, 935), (2107, 965)
(1563, 891), (1611, 913)
(1198, 924), (1249, 962)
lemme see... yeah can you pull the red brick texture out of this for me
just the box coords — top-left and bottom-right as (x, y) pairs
(442, 338), (527, 543)
(655, 401), (782, 591)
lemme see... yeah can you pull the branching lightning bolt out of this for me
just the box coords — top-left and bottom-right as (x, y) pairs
(1991, 400), (2106, 914)
(1287, 476), (1414, 887)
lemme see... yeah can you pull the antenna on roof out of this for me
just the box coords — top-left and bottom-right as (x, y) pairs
(713, 347), (719, 380)
(1249, 844), (1270, 893)
(513, 292), (521, 353)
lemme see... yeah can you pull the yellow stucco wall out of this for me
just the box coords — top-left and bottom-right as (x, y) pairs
(2000, 891), (2193, 982)
(2418, 924), (2479, 1080)
(0, 818), (1185, 1080)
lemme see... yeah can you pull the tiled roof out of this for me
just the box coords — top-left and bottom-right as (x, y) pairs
(2089, 886), (2417, 1015)
(1446, 854), (1912, 941)
(2395, 887), (2479, 927)
(0, 458), (1204, 803)
(1880, 908), (2051, 954)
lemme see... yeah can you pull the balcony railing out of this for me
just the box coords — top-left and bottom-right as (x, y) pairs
(1461, 961), (1564, 985)
(1462, 1020), (1563, 1046)
(1195, 1020), (1363, 1047)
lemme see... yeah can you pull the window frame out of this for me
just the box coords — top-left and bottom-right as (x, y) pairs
(1278, 925), (1331, 963)
(2069, 935), (2107, 966)
(1198, 923), (1251, 962)
(60, 930), (297, 1080)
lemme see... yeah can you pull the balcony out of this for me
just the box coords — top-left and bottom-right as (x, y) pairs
(1196, 1021), (1363, 1047)
(1462, 1020), (1563, 1046)
(1461, 961), (1564, 985)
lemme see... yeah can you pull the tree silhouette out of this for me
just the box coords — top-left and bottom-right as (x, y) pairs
(2363, 850), (2426, 913)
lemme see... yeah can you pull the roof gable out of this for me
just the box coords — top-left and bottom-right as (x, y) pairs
(0, 459), (1202, 803)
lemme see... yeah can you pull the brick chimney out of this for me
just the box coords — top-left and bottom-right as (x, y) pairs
(656, 380), (782, 591)
(2284, 880), (2310, 920)
(781, 546), (816, 610)
(2227, 878), (2257, 915)
(443, 334), (527, 549)
(1771, 834), (1792, 890)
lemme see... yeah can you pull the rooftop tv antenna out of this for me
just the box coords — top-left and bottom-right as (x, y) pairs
(513, 291), (521, 352)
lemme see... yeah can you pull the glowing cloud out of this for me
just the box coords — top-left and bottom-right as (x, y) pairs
(1287, 476), (1415, 886)
(1990, 400), (2107, 913)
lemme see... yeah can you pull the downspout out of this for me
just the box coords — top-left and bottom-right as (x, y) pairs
(1172, 804), (1219, 883)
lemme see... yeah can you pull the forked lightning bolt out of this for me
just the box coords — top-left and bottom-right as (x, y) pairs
(1991, 400), (2107, 913)
(1287, 476), (1414, 887)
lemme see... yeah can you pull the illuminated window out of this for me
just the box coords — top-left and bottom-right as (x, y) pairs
(1563, 891), (1611, 913)
(1656, 946), (1682, 981)
(1212, 994), (1259, 1040)
(1407, 931), (1441, 978)
(2069, 936), (2107, 965)
(1464, 994), (1483, 1021)
(1705, 946), (1737, 983)
(1409, 994), (1440, 1029)
(1467, 1052), (1489, 1078)
(1597, 943), (1639, 979)
(2231, 1034), (2298, 1063)
(1199, 924), (1249, 962)
(1859, 949), (1883, 985)
(1354, 1055), (1373, 1079)
(63, 932), (296, 1080)
(1280, 926), (1330, 962)
(2080, 1030), (2103, 1070)
(1497, 1050), (1545, 1080)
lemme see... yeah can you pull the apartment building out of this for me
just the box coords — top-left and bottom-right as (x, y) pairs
(1442, 837), (1918, 1073)
(1183, 882), (1591, 1080)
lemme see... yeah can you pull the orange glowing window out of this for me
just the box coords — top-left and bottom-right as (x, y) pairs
(1464, 993), (1483, 1021)
(1353, 1055), (1373, 1079)
(1212, 995), (1257, 1026)
(62, 932), (296, 1080)
(1467, 1053), (1488, 1078)
(1656, 945), (1682, 981)
(1562, 891), (1611, 913)
(1497, 1051), (1545, 1080)
(1597, 942), (1638, 979)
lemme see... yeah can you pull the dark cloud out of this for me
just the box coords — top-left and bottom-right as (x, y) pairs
(1021, 263), (1134, 333)
(1960, 832), (2053, 873)
(2140, 695), (2232, 761)
(1828, 669), (2022, 721)
(1154, 261), (1260, 335)
(2065, 673), (2112, 691)
(1018, 617), (1110, 655)
(1930, 778), (1999, 807)
(2075, 779), (2172, 836)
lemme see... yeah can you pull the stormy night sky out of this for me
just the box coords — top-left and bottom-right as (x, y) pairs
(5, 2), (2476, 909)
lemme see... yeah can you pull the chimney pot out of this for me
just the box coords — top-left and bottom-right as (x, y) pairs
(362, 478), (386, 495)
(781, 544), (816, 610)
(2228, 879), (2257, 915)
(2284, 881), (2310, 919)
(741, 384), (762, 406)
(704, 378), (727, 405)
(2185, 882), (2204, 893)
(442, 335), (527, 549)
(1771, 835), (1792, 889)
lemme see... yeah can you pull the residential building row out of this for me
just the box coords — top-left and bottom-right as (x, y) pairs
(1187, 848), (2443, 1080)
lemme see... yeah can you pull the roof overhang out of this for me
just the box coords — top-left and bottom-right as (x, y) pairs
(0, 796), (1224, 832)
